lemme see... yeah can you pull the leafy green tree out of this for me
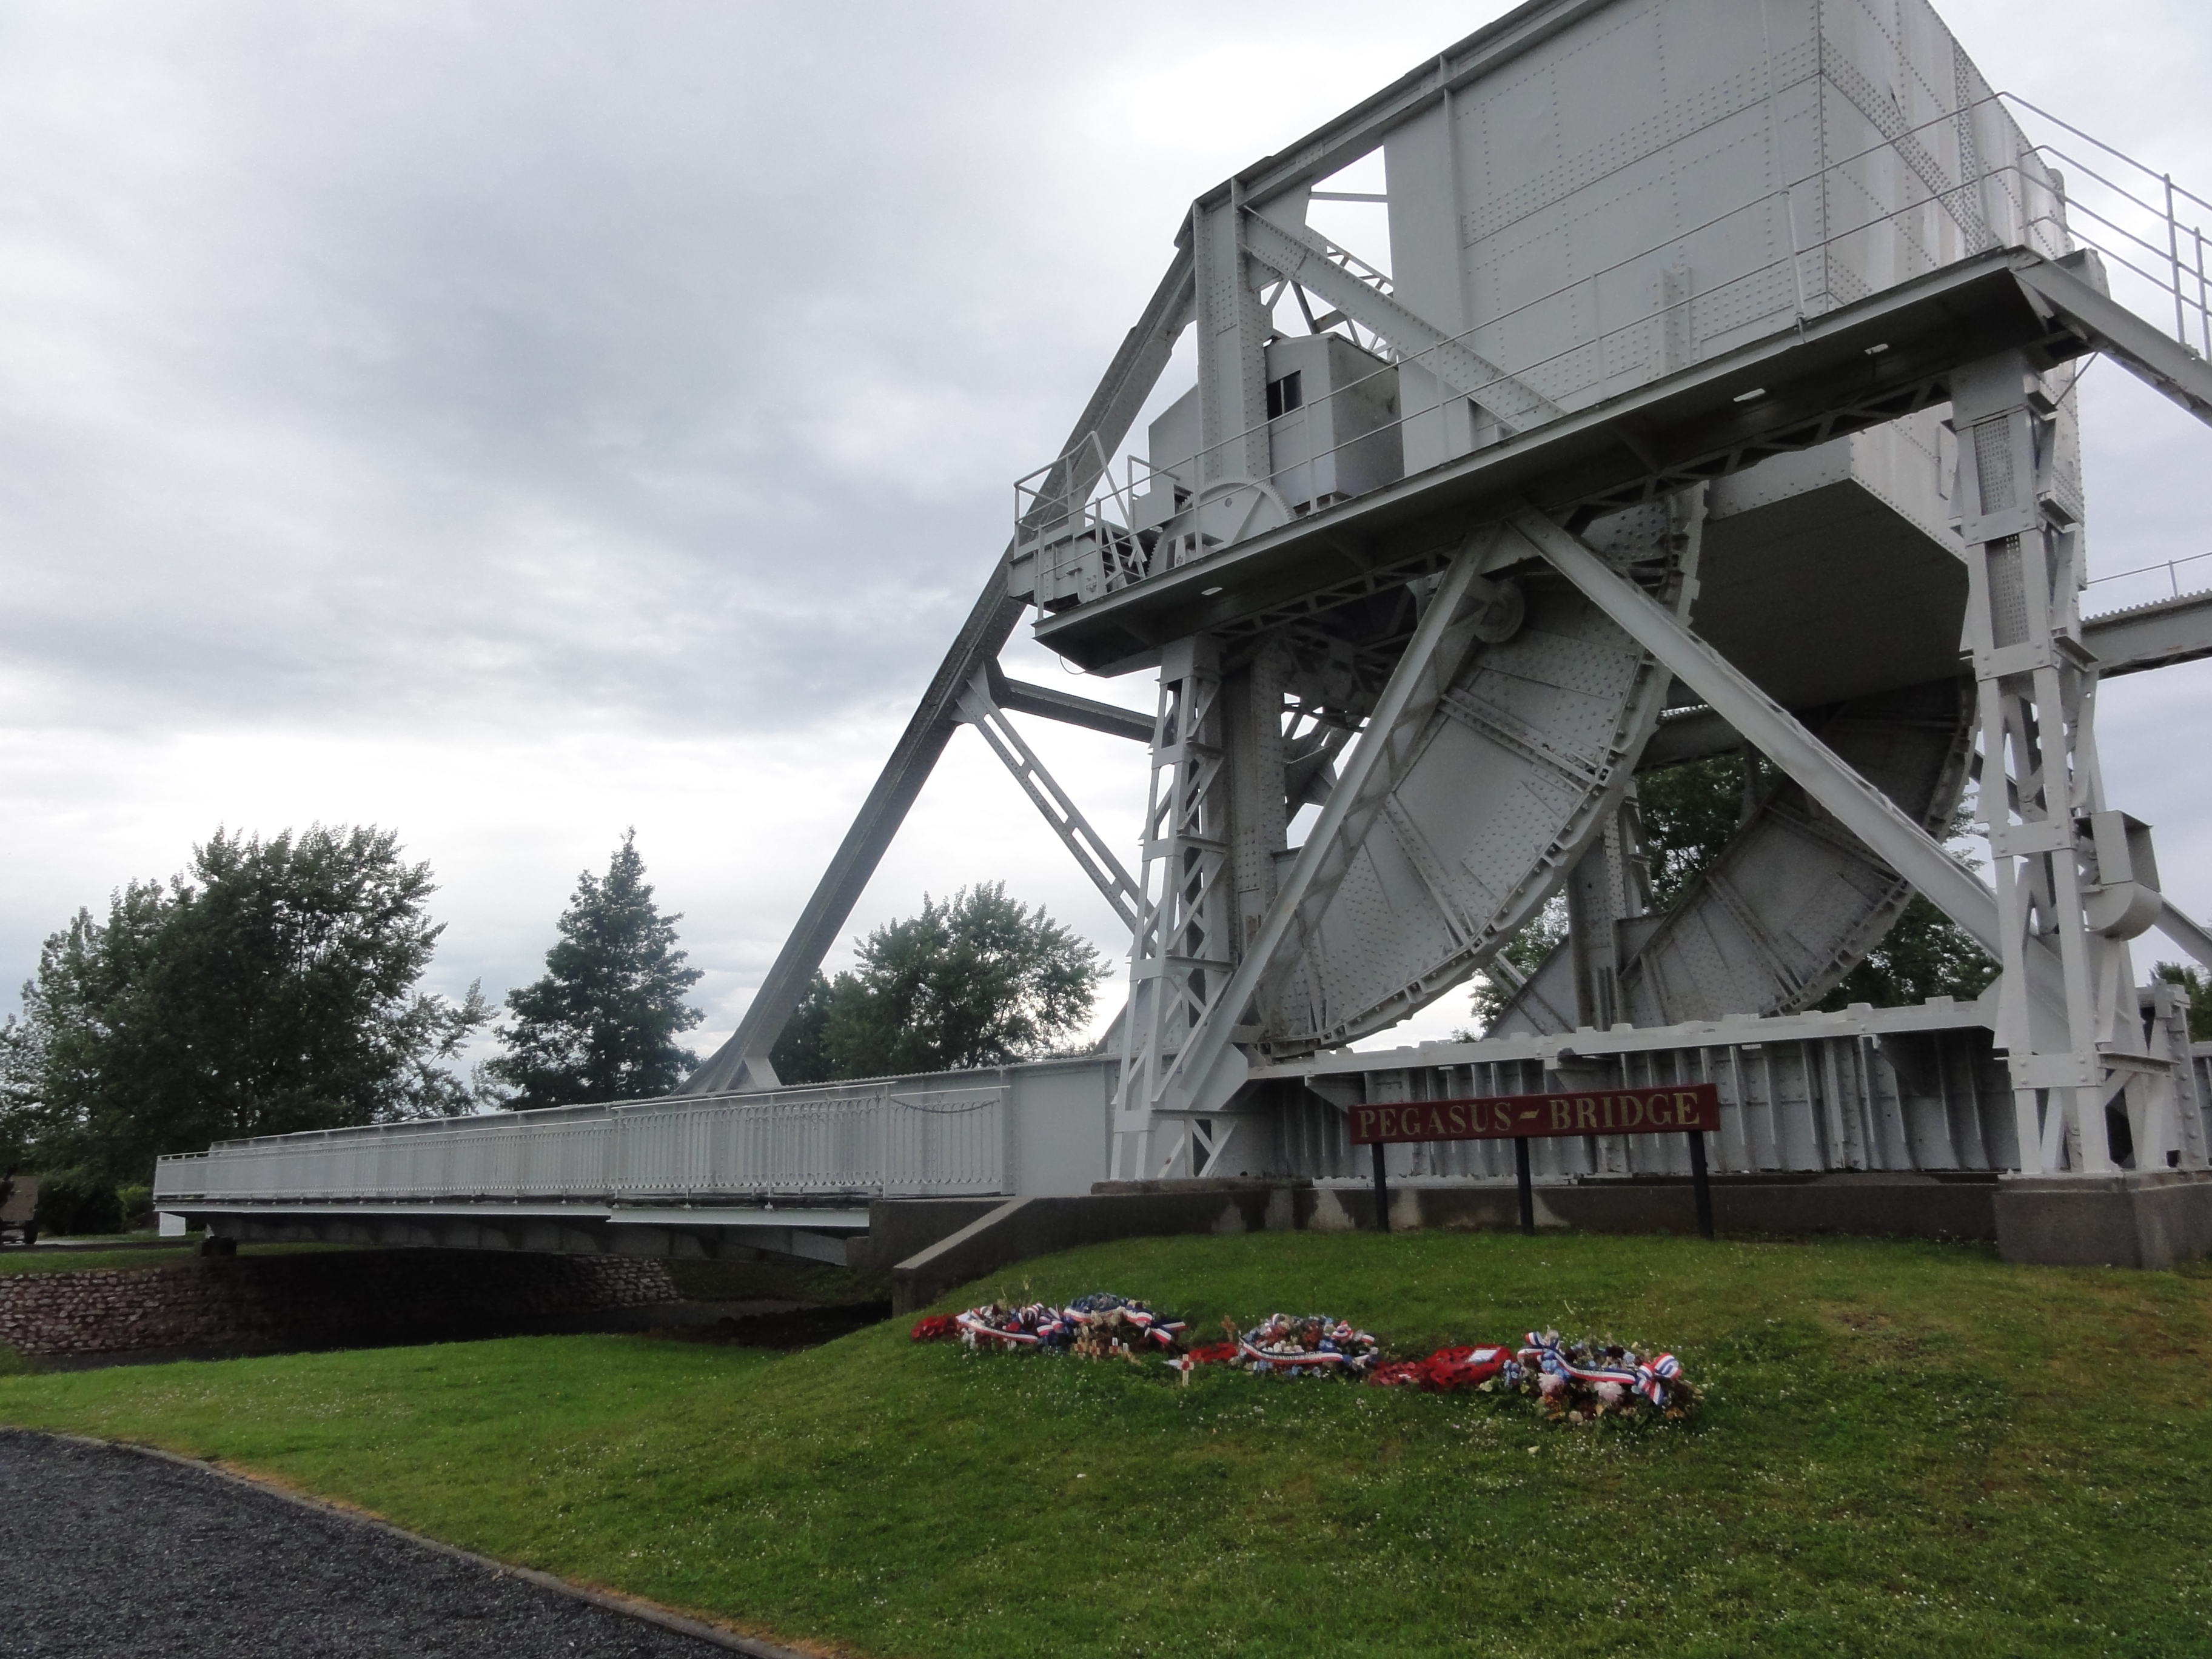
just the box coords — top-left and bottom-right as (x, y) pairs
(1461, 897), (1566, 1032)
(31, 1168), (122, 1236)
(487, 832), (703, 1108)
(1, 825), (488, 1184)
(1637, 753), (1767, 907)
(1814, 895), (1996, 1010)
(771, 884), (1104, 1083)
(2156, 963), (2212, 1041)
(769, 971), (837, 1085)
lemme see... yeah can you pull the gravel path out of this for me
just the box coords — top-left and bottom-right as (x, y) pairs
(0, 1430), (766, 1657)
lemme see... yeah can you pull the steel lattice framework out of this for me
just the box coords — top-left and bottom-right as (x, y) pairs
(682, 0), (2212, 1193)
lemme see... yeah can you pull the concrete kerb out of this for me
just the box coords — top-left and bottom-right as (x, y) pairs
(37, 1431), (822, 1659)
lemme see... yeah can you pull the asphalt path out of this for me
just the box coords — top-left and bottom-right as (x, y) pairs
(0, 1430), (762, 1657)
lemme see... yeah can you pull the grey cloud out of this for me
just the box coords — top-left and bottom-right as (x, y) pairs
(0, 2), (1193, 740)
(2, 0), (2209, 1041)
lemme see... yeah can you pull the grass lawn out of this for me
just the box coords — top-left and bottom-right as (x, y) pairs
(665, 1256), (892, 1307)
(0, 1241), (343, 1276)
(0, 1230), (2206, 1657)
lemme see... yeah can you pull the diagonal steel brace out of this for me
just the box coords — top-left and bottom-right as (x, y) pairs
(1507, 508), (2068, 1008)
(956, 669), (1140, 931)
(1237, 211), (1563, 434)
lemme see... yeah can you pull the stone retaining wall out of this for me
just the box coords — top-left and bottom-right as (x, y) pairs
(0, 1250), (676, 1358)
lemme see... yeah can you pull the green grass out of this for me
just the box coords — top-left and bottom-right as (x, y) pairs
(665, 1256), (892, 1307)
(0, 1231), (2207, 1657)
(0, 1242), (345, 1276)
(0, 1245), (884, 1296)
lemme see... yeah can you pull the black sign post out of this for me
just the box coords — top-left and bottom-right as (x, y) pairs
(1686, 1124), (1714, 1239)
(1514, 1135), (1534, 1236)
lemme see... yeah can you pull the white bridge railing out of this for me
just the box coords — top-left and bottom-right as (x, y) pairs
(153, 1078), (1011, 1207)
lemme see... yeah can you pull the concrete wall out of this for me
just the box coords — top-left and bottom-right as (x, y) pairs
(1008, 1059), (1116, 1196)
(0, 1250), (674, 1360)
(1996, 1172), (2212, 1270)
(885, 1171), (2003, 1310)
(891, 1184), (1302, 1312)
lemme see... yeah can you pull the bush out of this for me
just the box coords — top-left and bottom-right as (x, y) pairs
(115, 1184), (153, 1231)
(31, 1169), (124, 1236)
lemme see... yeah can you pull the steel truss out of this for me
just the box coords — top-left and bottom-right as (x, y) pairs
(954, 668), (1139, 932)
(1950, 352), (2204, 1172)
(1111, 638), (1236, 1180)
(692, 5), (2212, 1204)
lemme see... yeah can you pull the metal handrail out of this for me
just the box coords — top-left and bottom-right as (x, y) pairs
(1008, 87), (2212, 675)
(2004, 92), (2212, 355)
(1014, 90), (2083, 545)
(2083, 549), (2212, 600)
(153, 1079), (1012, 1204)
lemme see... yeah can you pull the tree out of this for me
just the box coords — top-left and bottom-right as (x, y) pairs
(1638, 754), (1760, 908)
(487, 832), (703, 1108)
(769, 970), (837, 1085)
(2156, 963), (2212, 1041)
(1814, 895), (1997, 1010)
(771, 884), (1105, 1084)
(1461, 897), (1566, 1033)
(0, 825), (488, 1184)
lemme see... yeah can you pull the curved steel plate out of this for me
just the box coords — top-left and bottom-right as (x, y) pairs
(1495, 678), (1974, 1033)
(1259, 494), (1700, 1052)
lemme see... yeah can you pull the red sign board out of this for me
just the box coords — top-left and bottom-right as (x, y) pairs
(1348, 1083), (1721, 1145)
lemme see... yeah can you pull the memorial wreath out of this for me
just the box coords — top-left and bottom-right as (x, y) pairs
(1223, 1313), (1382, 1378)
(914, 1298), (1695, 1419)
(935, 1293), (1187, 1358)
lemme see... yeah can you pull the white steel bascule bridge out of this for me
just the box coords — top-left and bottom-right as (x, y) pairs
(159, 0), (2212, 1275)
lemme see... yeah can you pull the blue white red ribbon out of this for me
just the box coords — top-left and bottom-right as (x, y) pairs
(1059, 1292), (1186, 1350)
(936, 1303), (1686, 1411)
(1634, 1352), (1681, 1406)
(1518, 1330), (1683, 1408)
(1235, 1314), (1381, 1378)
(952, 1294), (1187, 1356)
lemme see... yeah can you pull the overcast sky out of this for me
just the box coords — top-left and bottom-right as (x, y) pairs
(4, 0), (2211, 1070)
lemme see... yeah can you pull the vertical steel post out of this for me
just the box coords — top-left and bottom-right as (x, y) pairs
(1111, 637), (1232, 1180)
(2194, 227), (2208, 358)
(1687, 1131), (1714, 1239)
(1950, 350), (2178, 1174)
(1514, 1136), (1535, 1236)
(1372, 1143), (1391, 1234)
(2169, 175), (2187, 344)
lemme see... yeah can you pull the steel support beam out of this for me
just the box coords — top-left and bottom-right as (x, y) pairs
(1134, 528), (1501, 1131)
(1509, 509), (2030, 970)
(1948, 348), (2150, 1173)
(1111, 636), (1235, 1178)
(987, 668), (1154, 742)
(681, 247), (1196, 1093)
(2157, 897), (2212, 974)
(956, 669), (1140, 931)
(2014, 254), (2212, 429)
(2082, 588), (2212, 676)
(1224, 0), (1620, 216)
(1237, 211), (1563, 432)
(1194, 193), (1273, 488)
